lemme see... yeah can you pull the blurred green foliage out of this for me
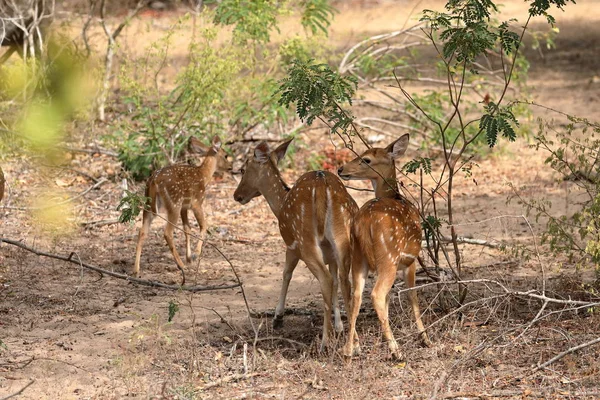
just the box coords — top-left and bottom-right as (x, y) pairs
(0, 35), (91, 161)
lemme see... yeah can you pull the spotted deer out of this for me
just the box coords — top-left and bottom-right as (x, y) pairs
(134, 135), (231, 284)
(233, 140), (358, 350)
(337, 133), (430, 360)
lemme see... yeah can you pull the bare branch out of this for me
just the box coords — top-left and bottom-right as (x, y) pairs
(97, 0), (149, 121)
(0, 237), (241, 293)
(0, 380), (35, 400)
(198, 372), (259, 391)
(533, 336), (600, 373)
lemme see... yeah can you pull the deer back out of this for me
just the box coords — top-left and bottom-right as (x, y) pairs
(279, 170), (358, 252)
(353, 196), (422, 270)
(147, 136), (230, 213)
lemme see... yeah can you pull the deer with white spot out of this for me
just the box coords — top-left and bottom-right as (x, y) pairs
(337, 133), (431, 360)
(233, 140), (358, 350)
(134, 135), (231, 284)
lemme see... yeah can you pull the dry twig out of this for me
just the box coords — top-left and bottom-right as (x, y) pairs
(0, 237), (241, 293)
(532, 335), (600, 373)
(97, 0), (149, 120)
(198, 372), (259, 391)
(0, 380), (35, 400)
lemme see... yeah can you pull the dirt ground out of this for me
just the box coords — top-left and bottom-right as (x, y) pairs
(1, 1), (600, 399)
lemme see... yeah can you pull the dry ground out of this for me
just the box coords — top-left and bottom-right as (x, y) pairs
(1, 1), (600, 399)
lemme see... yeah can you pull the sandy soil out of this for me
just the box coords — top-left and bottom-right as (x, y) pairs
(1, 1), (600, 399)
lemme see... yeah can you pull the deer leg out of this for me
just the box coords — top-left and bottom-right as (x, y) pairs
(342, 247), (368, 358)
(134, 210), (154, 278)
(164, 209), (186, 285)
(304, 258), (335, 352)
(273, 249), (300, 329)
(192, 206), (207, 259)
(181, 209), (192, 264)
(328, 261), (343, 333)
(371, 264), (401, 360)
(337, 240), (353, 328)
(327, 230), (352, 334)
(405, 261), (431, 347)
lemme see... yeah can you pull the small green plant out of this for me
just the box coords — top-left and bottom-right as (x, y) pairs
(212, 0), (336, 42)
(513, 109), (600, 272)
(213, 0), (280, 44)
(111, 25), (244, 180)
(110, 3), (336, 181)
(169, 385), (198, 400)
(168, 300), (180, 322)
(117, 190), (149, 224)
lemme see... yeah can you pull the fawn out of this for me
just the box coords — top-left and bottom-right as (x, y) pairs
(133, 135), (231, 284)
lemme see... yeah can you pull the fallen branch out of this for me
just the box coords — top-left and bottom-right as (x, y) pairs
(199, 306), (237, 333)
(198, 372), (259, 391)
(398, 277), (600, 307)
(249, 308), (315, 319)
(344, 185), (374, 193)
(252, 336), (308, 348)
(394, 277), (600, 344)
(41, 164), (100, 183)
(533, 336), (600, 373)
(58, 146), (118, 157)
(205, 241), (257, 335)
(0, 380), (35, 400)
(80, 218), (120, 228)
(437, 235), (500, 248)
(226, 201), (260, 216)
(440, 389), (600, 399)
(0, 237), (241, 293)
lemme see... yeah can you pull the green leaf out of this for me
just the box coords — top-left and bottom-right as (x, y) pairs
(404, 157), (433, 175)
(168, 300), (180, 322)
(117, 190), (150, 224)
(277, 59), (357, 133)
(301, 0), (337, 36)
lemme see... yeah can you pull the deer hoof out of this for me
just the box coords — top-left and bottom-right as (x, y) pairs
(420, 332), (432, 347)
(272, 315), (284, 329)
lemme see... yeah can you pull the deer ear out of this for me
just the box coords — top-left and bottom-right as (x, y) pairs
(188, 136), (209, 155)
(271, 139), (293, 164)
(211, 135), (222, 151)
(254, 141), (271, 163)
(386, 134), (409, 159)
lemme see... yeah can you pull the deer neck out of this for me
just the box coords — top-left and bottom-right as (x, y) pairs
(198, 150), (218, 181)
(371, 164), (400, 199)
(259, 165), (290, 218)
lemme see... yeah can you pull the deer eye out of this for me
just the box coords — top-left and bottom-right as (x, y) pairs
(362, 158), (371, 165)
